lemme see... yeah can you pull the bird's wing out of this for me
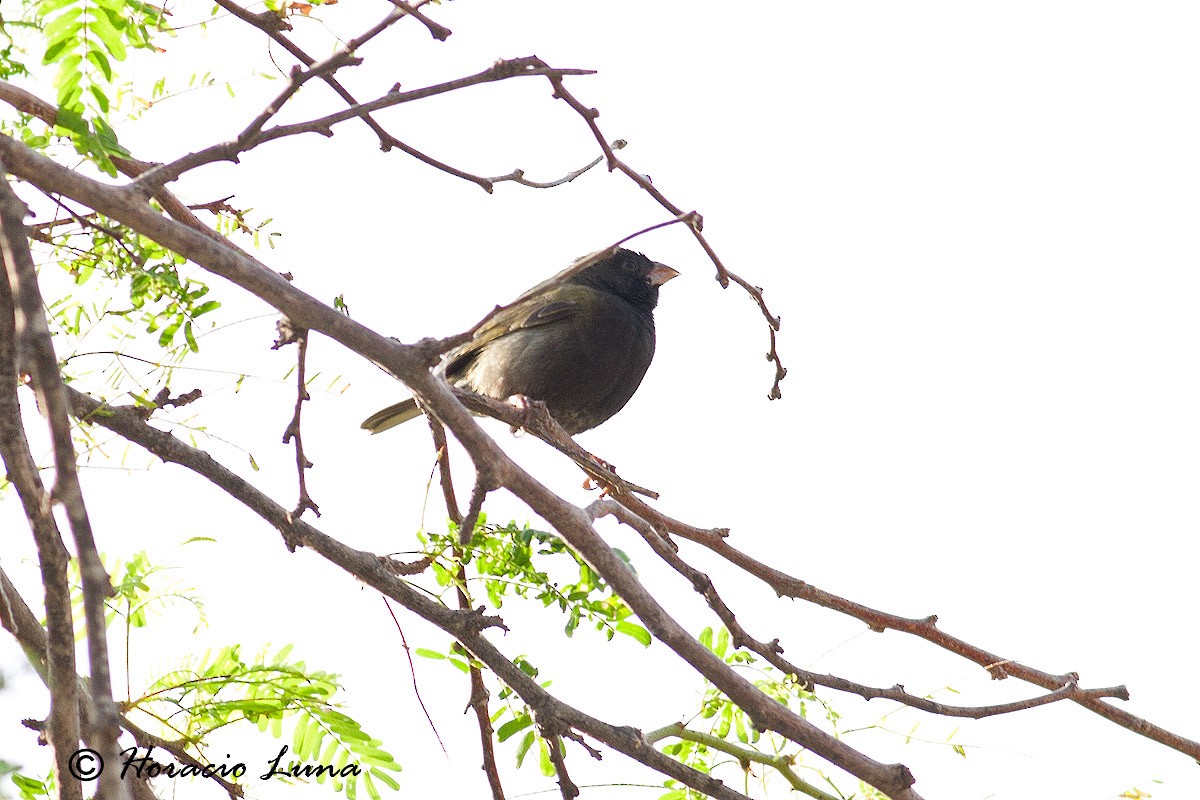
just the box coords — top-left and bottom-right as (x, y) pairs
(442, 286), (590, 379)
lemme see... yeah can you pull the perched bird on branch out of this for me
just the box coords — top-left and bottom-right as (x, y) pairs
(362, 248), (679, 436)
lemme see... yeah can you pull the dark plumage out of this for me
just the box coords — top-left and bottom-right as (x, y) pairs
(361, 248), (679, 436)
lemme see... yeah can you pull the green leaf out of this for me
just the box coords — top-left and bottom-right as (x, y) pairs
(734, 710), (748, 743)
(54, 104), (88, 136)
(363, 771), (380, 800)
(413, 648), (444, 660)
(87, 10), (127, 60)
(42, 37), (71, 65)
(715, 627), (730, 659)
(86, 47), (113, 81)
(616, 620), (651, 647)
(717, 702), (732, 738)
(515, 730), (535, 767)
(88, 83), (109, 113)
(496, 714), (532, 742)
(292, 714), (312, 756)
(157, 319), (180, 347)
(369, 767), (399, 791)
(43, 7), (83, 43)
(39, 0), (84, 14)
(92, 117), (129, 155)
(193, 299), (221, 317)
(53, 53), (83, 89)
(537, 737), (554, 777)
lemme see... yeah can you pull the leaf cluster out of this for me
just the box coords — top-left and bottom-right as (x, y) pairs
(421, 518), (651, 646)
(51, 549), (402, 799)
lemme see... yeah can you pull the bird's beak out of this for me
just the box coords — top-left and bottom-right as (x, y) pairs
(647, 263), (681, 287)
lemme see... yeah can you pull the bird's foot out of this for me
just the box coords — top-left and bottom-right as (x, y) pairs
(582, 455), (619, 495)
(505, 394), (534, 435)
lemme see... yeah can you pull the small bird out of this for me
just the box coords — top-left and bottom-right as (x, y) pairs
(361, 248), (679, 436)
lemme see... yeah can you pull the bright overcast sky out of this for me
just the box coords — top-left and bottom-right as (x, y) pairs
(3, 2), (1199, 799)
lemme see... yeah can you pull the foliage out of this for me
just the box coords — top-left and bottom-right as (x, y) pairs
(37, 212), (222, 359)
(421, 516), (652, 645)
(9, 549), (401, 799)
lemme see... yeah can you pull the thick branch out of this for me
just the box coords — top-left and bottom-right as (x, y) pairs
(0, 170), (123, 800)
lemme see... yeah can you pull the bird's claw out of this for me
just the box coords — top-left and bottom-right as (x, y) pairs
(582, 456), (618, 495)
(506, 394), (534, 435)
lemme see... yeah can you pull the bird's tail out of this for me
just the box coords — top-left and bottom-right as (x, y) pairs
(360, 398), (423, 434)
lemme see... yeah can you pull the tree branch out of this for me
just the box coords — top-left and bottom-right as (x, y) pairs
(613, 493), (1200, 759)
(589, 498), (1129, 718)
(274, 318), (319, 519)
(645, 722), (839, 800)
(0, 168), (126, 800)
(130, 57), (597, 193)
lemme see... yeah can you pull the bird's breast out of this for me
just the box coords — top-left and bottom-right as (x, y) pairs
(461, 295), (656, 434)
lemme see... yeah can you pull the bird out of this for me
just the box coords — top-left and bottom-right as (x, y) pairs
(361, 248), (679, 436)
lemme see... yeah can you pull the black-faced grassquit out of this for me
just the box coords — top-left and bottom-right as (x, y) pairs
(361, 248), (679, 435)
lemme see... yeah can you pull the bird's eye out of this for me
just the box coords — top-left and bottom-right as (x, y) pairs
(621, 258), (638, 272)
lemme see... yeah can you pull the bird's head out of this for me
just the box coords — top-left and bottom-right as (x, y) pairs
(571, 248), (680, 310)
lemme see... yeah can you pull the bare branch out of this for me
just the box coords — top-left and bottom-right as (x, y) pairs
(274, 318), (319, 519)
(528, 57), (787, 398)
(453, 559), (506, 800)
(382, 599), (446, 754)
(458, 471), (492, 545)
(0, 169), (126, 800)
(485, 140), (628, 189)
(541, 733), (579, 800)
(468, 665), (506, 800)
(591, 497), (1129, 719)
(386, 0), (452, 41)
(429, 419), (463, 525)
(131, 57), (597, 193)
(0, 296), (81, 800)
(613, 494), (1200, 759)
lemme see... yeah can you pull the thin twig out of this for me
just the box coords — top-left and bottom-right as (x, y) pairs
(646, 723), (839, 800)
(530, 57), (787, 398)
(274, 318), (319, 519)
(382, 598), (446, 754)
(131, 57), (596, 193)
(428, 418), (462, 524)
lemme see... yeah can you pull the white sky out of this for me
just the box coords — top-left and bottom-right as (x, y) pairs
(2, 2), (1199, 799)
